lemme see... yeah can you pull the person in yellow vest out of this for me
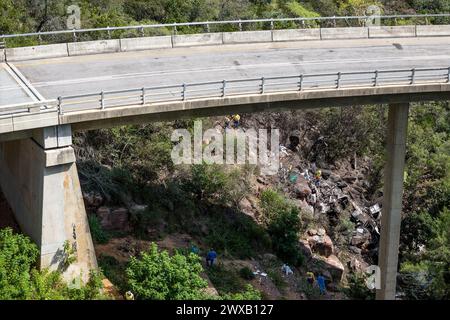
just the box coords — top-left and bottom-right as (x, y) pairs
(232, 114), (240, 128)
(125, 291), (134, 300)
(306, 272), (315, 285)
(314, 169), (322, 187)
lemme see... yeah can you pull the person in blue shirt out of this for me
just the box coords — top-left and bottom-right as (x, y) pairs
(191, 244), (199, 255)
(206, 249), (217, 267)
(317, 274), (327, 295)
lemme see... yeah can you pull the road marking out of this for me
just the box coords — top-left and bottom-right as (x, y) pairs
(3, 63), (39, 102)
(7, 63), (46, 101)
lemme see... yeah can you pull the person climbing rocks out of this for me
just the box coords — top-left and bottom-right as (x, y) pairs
(232, 114), (240, 128)
(306, 272), (315, 285)
(225, 115), (232, 129)
(317, 274), (327, 295)
(309, 188), (317, 206)
(191, 244), (199, 255)
(206, 249), (217, 267)
(315, 169), (322, 187)
(281, 264), (294, 276)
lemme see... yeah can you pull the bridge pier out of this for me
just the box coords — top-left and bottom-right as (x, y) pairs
(376, 103), (409, 300)
(0, 125), (97, 282)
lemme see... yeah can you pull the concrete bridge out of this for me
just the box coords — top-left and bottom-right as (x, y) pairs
(1, 17), (450, 299)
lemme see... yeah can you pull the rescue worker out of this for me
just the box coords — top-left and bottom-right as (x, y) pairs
(232, 114), (240, 128)
(315, 169), (322, 187)
(206, 249), (217, 267)
(306, 272), (315, 285)
(317, 274), (327, 295)
(125, 291), (135, 300)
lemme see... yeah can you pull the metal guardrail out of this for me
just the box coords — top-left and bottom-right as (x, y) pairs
(55, 67), (450, 115)
(1, 14), (450, 43)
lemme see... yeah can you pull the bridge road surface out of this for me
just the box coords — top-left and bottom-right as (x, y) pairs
(7, 36), (450, 106)
(0, 63), (35, 107)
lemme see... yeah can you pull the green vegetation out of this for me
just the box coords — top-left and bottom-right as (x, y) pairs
(88, 215), (111, 244)
(260, 189), (304, 266)
(0, 228), (104, 300)
(126, 243), (208, 300)
(239, 266), (256, 280)
(344, 272), (375, 300)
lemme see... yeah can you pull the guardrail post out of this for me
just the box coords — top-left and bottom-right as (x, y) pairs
(374, 70), (379, 87)
(72, 29), (77, 42)
(100, 91), (105, 109)
(270, 19), (274, 30)
(336, 72), (341, 88)
(222, 80), (226, 97)
(301, 20), (305, 28)
(206, 22), (210, 33)
(107, 26), (111, 39)
(58, 97), (63, 115)
(333, 16), (337, 27)
(299, 74), (303, 91)
(173, 23), (177, 35)
(139, 26), (145, 37)
(261, 77), (265, 94)
(182, 84), (186, 101)
(410, 68), (416, 85)
(38, 32), (42, 44)
(239, 20), (242, 31)
(142, 87), (146, 104)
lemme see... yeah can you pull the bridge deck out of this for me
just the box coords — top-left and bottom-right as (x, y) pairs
(10, 36), (450, 101)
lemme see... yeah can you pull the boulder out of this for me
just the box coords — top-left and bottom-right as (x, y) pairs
(351, 233), (370, 247)
(293, 176), (311, 200)
(110, 208), (129, 230)
(324, 255), (345, 282)
(307, 231), (334, 258)
(321, 169), (332, 180)
(97, 207), (130, 231)
(343, 175), (357, 184)
(83, 191), (104, 208)
(298, 239), (313, 260)
(96, 206), (112, 229)
(310, 235), (334, 257)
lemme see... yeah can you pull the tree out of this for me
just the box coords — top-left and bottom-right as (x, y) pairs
(126, 243), (208, 300)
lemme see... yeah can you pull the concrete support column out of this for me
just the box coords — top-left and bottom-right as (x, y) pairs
(0, 125), (97, 282)
(376, 103), (409, 300)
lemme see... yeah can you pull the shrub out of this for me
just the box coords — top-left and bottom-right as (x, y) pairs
(239, 267), (255, 280)
(0, 228), (39, 299)
(267, 207), (303, 266)
(126, 243), (208, 299)
(221, 284), (262, 300)
(206, 264), (246, 295)
(344, 272), (375, 300)
(88, 215), (110, 244)
(0, 228), (104, 300)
